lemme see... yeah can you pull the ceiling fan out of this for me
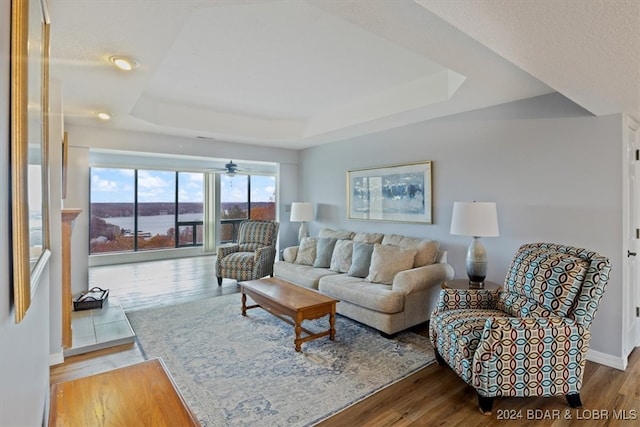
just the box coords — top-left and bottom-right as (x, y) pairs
(213, 160), (242, 177)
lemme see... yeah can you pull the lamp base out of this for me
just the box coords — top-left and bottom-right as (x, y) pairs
(466, 237), (487, 288)
(298, 222), (309, 244)
(468, 277), (485, 289)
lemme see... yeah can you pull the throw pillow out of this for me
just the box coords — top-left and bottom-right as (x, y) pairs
(348, 242), (375, 278)
(381, 234), (439, 267)
(294, 237), (317, 266)
(314, 237), (338, 268)
(330, 239), (353, 273)
(366, 244), (418, 285)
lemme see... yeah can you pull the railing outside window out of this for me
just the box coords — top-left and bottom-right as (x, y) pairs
(176, 220), (204, 247)
(220, 219), (244, 244)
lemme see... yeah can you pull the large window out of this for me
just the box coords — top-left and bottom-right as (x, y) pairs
(89, 168), (135, 253)
(178, 172), (204, 246)
(90, 168), (204, 254)
(137, 170), (176, 251)
(220, 174), (276, 243)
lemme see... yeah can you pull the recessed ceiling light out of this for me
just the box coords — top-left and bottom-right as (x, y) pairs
(97, 112), (111, 120)
(108, 55), (139, 71)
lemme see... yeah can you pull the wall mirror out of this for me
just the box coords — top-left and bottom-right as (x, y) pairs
(11, 0), (51, 323)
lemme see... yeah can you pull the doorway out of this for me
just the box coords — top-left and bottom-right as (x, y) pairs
(623, 114), (640, 363)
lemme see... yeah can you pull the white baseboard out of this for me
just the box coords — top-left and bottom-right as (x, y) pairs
(587, 348), (626, 371)
(49, 351), (64, 366)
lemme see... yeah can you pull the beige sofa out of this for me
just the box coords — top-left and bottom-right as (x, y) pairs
(273, 228), (454, 336)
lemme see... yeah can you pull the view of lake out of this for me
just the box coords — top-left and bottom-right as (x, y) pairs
(101, 213), (203, 236)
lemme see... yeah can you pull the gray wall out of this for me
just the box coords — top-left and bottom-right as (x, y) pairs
(300, 93), (623, 360)
(0, 2), (52, 424)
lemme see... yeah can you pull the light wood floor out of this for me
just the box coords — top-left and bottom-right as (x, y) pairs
(88, 255), (237, 312)
(52, 257), (640, 426)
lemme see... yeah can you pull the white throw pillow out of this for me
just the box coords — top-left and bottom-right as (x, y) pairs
(366, 244), (417, 285)
(381, 234), (439, 267)
(294, 237), (317, 266)
(330, 240), (354, 273)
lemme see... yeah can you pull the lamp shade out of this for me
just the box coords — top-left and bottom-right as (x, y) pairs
(450, 202), (499, 237)
(290, 202), (313, 222)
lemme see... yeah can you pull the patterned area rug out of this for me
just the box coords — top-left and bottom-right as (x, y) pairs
(126, 293), (435, 426)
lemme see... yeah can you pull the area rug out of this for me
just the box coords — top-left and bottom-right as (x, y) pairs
(126, 293), (435, 427)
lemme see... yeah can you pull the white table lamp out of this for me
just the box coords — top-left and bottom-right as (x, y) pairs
(450, 201), (499, 288)
(290, 202), (313, 243)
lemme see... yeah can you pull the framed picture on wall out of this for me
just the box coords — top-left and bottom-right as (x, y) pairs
(347, 161), (432, 224)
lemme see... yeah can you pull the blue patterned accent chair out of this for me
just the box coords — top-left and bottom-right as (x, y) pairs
(216, 220), (279, 286)
(429, 243), (611, 414)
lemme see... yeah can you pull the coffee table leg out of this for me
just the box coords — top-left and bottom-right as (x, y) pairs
(329, 311), (336, 340)
(295, 314), (302, 352)
(241, 292), (247, 316)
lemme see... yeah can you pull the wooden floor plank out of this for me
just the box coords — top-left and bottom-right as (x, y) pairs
(51, 256), (640, 426)
(50, 359), (199, 426)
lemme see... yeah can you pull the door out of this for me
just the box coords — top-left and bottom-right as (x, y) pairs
(624, 114), (640, 360)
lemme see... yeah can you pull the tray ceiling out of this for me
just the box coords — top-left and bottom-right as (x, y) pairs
(49, 0), (638, 149)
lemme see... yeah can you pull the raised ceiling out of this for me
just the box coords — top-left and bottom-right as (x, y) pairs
(49, 0), (639, 149)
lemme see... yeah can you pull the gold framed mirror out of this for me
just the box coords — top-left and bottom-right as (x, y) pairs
(11, 0), (51, 323)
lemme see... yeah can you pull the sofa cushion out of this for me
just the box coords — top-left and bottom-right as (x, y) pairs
(294, 237), (317, 266)
(318, 228), (355, 240)
(314, 237), (337, 268)
(348, 242), (375, 278)
(273, 261), (337, 290)
(330, 239), (353, 273)
(366, 244), (417, 285)
(319, 275), (404, 314)
(381, 234), (439, 267)
(353, 232), (384, 244)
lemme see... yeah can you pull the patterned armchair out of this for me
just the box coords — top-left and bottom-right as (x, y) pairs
(216, 220), (279, 286)
(429, 243), (611, 414)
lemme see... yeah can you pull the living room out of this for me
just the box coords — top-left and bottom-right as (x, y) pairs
(2, 1), (639, 426)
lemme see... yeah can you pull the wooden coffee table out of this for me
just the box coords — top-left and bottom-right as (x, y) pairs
(240, 277), (338, 352)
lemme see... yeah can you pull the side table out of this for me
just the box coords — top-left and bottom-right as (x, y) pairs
(442, 279), (502, 291)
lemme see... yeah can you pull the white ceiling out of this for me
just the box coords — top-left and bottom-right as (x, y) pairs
(49, 0), (640, 150)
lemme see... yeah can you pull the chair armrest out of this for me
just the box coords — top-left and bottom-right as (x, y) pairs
(254, 246), (277, 277)
(392, 263), (454, 294)
(254, 245), (272, 260)
(217, 243), (240, 258)
(282, 246), (299, 263)
(435, 288), (501, 311)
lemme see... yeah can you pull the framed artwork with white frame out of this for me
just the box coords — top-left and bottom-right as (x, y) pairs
(347, 161), (432, 224)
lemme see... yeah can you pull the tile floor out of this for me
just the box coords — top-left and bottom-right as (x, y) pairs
(66, 295), (135, 357)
